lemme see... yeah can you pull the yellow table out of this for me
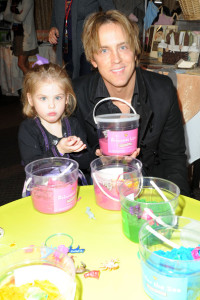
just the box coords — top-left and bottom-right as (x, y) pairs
(0, 186), (200, 300)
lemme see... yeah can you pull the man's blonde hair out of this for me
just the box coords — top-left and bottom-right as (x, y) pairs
(21, 63), (76, 118)
(82, 10), (141, 66)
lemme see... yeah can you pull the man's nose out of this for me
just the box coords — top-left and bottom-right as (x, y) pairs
(111, 49), (121, 63)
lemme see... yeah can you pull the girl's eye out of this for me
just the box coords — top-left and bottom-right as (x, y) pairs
(40, 97), (46, 101)
(55, 95), (64, 100)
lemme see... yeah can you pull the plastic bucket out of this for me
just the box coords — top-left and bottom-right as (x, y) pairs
(0, 246), (76, 299)
(93, 97), (140, 156)
(25, 157), (79, 214)
(90, 156), (143, 211)
(139, 216), (200, 300)
(118, 177), (180, 243)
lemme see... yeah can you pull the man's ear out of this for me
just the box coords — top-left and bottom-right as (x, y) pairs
(91, 59), (97, 69)
(27, 93), (33, 106)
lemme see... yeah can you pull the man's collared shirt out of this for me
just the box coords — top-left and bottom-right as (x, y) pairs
(94, 73), (139, 114)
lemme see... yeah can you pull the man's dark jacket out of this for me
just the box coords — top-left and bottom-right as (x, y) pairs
(72, 67), (190, 196)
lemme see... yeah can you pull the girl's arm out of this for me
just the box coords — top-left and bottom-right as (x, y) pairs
(18, 120), (63, 166)
(67, 116), (96, 170)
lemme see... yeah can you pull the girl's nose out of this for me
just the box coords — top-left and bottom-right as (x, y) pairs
(48, 99), (55, 108)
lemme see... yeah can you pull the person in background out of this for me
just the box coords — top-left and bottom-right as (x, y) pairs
(18, 63), (94, 183)
(113, 0), (138, 22)
(3, 0), (38, 74)
(113, 0), (145, 37)
(48, 0), (115, 79)
(72, 10), (190, 196)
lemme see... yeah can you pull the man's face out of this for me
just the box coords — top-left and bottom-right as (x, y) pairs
(91, 22), (136, 93)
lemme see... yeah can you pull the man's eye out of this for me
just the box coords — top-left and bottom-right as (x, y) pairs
(120, 45), (127, 50)
(100, 48), (108, 54)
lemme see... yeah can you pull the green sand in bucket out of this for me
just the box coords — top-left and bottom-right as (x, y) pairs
(121, 196), (174, 243)
(119, 177), (180, 243)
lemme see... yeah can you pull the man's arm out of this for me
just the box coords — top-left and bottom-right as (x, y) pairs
(158, 85), (190, 196)
(99, 0), (116, 11)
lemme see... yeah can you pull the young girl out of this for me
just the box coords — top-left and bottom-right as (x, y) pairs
(18, 63), (94, 182)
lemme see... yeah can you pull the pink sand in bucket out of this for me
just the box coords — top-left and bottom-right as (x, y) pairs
(94, 186), (120, 210)
(25, 158), (79, 214)
(91, 156), (143, 211)
(31, 179), (78, 214)
(93, 97), (140, 156)
(93, 171), (121, 210)
(99, 128), (138, 156)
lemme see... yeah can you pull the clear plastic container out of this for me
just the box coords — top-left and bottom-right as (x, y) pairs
(0, 246), (76, 299)
(188, 43), (200, 63)
(96, 113), (140, 155)
(139, 216), (200, 300)
(93, 97), (140, 156)
(90, 156), (143, 211)
(118, 177), (180, 243)
(25, 157), (79, 214)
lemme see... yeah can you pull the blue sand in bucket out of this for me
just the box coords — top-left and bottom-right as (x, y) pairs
(139, 216), (200, 300)
(142, 247), (200, 300)
(154, 246), (196, 261)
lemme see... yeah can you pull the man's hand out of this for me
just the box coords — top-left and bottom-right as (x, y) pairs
(128, 13), (138, 23)
(48, 27), (59, 44)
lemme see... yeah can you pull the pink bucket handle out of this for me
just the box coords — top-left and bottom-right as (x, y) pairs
(93, 97), (137, 124)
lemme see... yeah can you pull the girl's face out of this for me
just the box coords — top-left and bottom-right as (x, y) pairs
(27, 80), (67, 126)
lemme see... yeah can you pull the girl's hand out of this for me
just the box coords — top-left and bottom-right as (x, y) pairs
(57, 136), (87, 154)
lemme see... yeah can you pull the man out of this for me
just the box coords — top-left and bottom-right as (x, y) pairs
(72, 10), (190, 196)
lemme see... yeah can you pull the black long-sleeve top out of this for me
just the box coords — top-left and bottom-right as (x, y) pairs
(18, 116), (95, 173)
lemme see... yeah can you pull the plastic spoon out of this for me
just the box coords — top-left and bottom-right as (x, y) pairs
(58, 163), (73, 176)
(150, 179), (174, 212)
(146, 224), (179, 249)
(144, 208), (177, 228)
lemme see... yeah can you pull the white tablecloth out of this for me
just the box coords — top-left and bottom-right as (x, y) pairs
(184, 111), (200, 164)
(0, 43), (56, 96)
